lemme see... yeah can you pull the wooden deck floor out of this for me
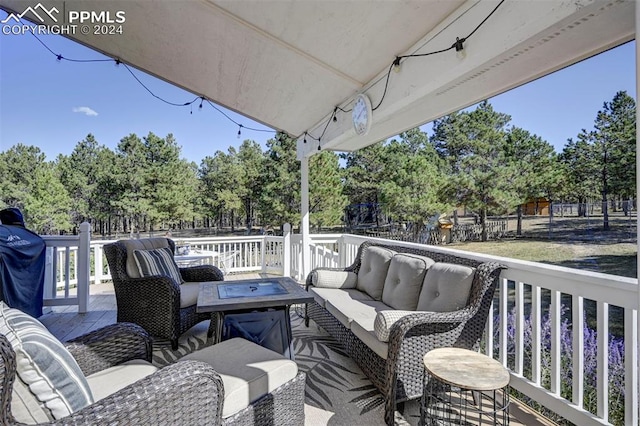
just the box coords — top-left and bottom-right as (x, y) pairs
(38, 274), (555, 426)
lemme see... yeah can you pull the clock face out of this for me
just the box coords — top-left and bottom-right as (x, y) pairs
(352, 94), (372, 136)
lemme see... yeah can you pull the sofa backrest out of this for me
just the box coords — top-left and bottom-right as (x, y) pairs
(348, 241), (505, 330)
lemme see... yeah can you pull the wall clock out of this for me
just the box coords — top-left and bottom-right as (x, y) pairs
(352, 94), (372, 136)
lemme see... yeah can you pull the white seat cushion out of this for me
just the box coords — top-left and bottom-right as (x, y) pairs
(325, 298), (389, 329)
(382, 253), (435, 310)
(86, 360), (159, 401)
(350, 320), (388, 359)
(182, 337), (298, 418)
(179, 281), (202, 308)
(356, 246), (395, 300)
(309, 287), (373, 308)
(417, 263), (476, 312)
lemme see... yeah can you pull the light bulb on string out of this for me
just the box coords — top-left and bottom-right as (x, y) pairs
(237, 124), (243, 139)
(454, 37), (466, 59)
(199, 97), (204, 110)
(392, 57), (402, 73)
(303, 132), (307, 143)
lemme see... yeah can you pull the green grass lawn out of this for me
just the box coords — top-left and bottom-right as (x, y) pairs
(450, 238), (637, 278)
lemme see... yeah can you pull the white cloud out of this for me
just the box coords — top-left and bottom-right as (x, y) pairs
(72, 106), (98, 116)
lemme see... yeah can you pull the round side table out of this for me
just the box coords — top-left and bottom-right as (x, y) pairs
(420, 347), (510, 425)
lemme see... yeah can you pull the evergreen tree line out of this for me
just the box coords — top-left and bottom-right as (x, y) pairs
(0, 91), (634, 237)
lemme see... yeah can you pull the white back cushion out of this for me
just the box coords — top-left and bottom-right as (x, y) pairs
(417, 263), (476, 312)
(381, 254), (435, 310)
(356, 246), (395, 300)
(120, 238), (170, 278)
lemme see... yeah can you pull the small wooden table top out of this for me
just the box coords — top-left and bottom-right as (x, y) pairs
(197, 277), (313, 313)
(423, 347), (510, 391)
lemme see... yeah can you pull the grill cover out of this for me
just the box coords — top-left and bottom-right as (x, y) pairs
(0, 224), (46, 318)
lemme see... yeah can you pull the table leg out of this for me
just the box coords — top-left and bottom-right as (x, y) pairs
(207, 312), (224, 344)
(284, 305), (294, 360)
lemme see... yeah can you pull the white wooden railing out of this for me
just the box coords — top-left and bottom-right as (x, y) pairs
(302, 234), (638, 426)
(40, 222), (91, 313)
(40, 227), (638, 425)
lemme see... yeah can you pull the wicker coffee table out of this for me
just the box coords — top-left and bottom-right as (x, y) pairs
(197, 277), (313, 359)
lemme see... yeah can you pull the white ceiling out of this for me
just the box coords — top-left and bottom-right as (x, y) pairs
(0, 0), (635, 158)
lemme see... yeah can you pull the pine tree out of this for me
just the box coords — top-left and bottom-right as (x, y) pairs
(431, 102), (520, 241)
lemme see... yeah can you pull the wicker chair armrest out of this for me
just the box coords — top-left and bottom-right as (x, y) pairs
(50, 360), (224, 425)
(65, 323), (152, 376)
(305, 267), (351, 289)
(113, 275), (181, 310)
(180, 264), (224, 282)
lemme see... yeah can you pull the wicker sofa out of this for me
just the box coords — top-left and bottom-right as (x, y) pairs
(305, 240), (505, 425)
(1, 309), (306, 425)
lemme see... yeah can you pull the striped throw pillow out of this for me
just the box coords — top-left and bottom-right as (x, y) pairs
(133, 247), (184, 284)
(0, 301), (94, 419)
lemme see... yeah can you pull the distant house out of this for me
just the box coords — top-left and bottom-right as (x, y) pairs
(521, 197), (550, 216)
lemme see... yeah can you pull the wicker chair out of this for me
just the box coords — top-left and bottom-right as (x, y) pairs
(104, 238), (224, 349)
(1, 322), (306, 425)
(0, 323), (225, 424)
(305, 240), (506, 425)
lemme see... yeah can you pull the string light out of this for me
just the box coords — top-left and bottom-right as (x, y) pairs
(454, 37), (466, 59)
(392, 57), (402, 73)
(25, 0), (503, 144)
(302, 0), (505, 145)
(27, 32), (277, 140)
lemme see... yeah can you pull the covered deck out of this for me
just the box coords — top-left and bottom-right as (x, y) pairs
(40, 230), (638, 425)
(40, 273), (552, 426)
(1, 0), (637, 424)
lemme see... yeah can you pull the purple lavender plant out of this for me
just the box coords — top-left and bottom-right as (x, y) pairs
(491, 306), (626, 425)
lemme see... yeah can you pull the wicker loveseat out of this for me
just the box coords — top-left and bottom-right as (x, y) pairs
(305, 240), (505, 425)
(1, 310), (306, 425)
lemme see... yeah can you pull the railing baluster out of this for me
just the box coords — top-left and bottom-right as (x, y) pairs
(624, 308), (638, 425)
(572, 295), (584, 408)
(499, 277), (508, 366)
(64, 247), (71, 299)
(531, 285), (541, 385)
(515, 281), (525, 375)
(550, 290), (561, 396)
(596, 301), (608, 421)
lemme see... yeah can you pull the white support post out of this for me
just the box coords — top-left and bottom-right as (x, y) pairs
(283, 223), (291, 277)
(301, 156), (311, 280)
(77, 222), (91, 313)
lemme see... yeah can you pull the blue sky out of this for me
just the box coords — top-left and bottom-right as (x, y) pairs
(0, 13), (636, 164)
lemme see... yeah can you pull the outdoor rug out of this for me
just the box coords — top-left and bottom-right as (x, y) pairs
(151, 311), (420, 425)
